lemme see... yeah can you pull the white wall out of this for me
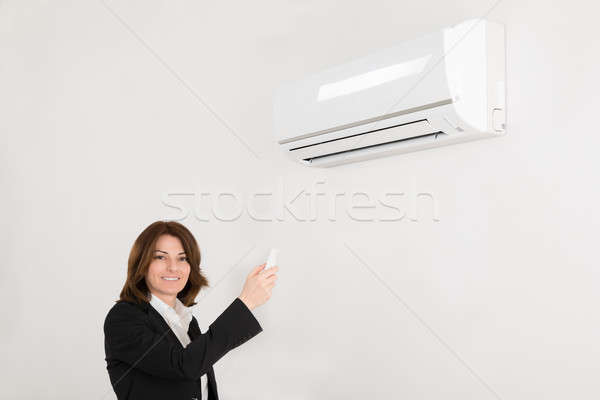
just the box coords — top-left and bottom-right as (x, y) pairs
(1, 0), (599, 398)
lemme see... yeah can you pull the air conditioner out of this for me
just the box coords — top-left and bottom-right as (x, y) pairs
(273, 19), (506, 167)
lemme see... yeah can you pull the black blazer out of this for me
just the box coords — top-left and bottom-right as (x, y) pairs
(104, 297), (263, 400)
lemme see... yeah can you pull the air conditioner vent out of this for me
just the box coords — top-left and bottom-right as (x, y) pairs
(303, 131), (446, 163)
(290, 119), (441, 160)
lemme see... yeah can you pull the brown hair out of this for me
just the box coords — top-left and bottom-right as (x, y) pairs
(118, 220), (209, 307)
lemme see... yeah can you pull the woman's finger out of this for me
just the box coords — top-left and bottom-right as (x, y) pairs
(251, 263), (266, 276)
(260, 266), (279, 277)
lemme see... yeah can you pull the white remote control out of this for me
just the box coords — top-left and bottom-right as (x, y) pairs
(265, 248), (279, 270)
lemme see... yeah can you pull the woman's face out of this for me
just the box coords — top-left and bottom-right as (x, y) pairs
(145, 234), (190, 300)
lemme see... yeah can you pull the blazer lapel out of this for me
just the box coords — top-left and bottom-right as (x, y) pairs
(147, 303), (185, 349)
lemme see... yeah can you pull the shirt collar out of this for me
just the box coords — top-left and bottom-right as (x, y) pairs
(148, 293), (193, 328)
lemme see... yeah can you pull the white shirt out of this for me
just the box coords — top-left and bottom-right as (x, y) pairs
(149, 294), (209, 400)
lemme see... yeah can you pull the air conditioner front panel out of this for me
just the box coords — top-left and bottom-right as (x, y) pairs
(273, 31), (452, 143)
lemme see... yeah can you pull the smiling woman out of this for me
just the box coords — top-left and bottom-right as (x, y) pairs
(103, 220), (278, 400)
(144, 237), (194, 307)
(118, 221), (207, 308)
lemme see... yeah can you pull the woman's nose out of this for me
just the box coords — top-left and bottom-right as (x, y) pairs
(166, 259), (177, 271)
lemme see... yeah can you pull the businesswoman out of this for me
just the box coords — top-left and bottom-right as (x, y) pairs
(104, 220), (278, 400)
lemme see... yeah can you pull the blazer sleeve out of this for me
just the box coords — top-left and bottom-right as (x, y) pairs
(104, 297), (262, 381)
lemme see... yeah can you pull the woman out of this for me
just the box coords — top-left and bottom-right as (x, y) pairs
(103, 221), (278, 400)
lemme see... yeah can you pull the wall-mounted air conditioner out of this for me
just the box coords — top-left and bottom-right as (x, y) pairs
(273, 18), (506, 167)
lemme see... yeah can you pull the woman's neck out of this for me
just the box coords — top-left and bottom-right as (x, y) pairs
(151, 292), (176, 308)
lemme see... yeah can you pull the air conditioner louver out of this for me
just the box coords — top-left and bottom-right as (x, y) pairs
(303, 131), (447, 164)
(290, 119), (443, 161)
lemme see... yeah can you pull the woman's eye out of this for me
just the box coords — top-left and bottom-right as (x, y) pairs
(153, 255), (186, 261)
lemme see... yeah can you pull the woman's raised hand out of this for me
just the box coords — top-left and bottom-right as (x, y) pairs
(238, 263), (278, 310)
